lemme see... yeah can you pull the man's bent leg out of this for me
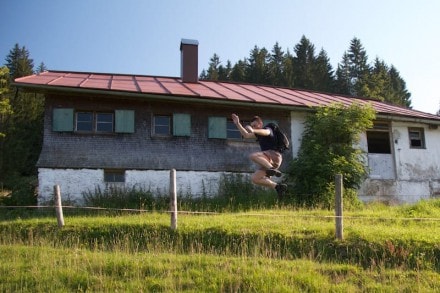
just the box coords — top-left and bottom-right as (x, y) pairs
(249, 152), (273, 169)
(251, 170), (276, 188)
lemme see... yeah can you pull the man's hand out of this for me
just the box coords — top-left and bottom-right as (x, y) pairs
(231, 113), (240, 125)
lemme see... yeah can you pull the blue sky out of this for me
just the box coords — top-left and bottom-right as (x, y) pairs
(1, 0), (439, 114)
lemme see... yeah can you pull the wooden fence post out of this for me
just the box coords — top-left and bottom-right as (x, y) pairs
(170, 169), (177, 230)
(54, 185), (65, 228)
(335, 174), (343, 240)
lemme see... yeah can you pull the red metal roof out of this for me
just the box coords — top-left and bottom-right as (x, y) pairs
(14, 70), (440, 122)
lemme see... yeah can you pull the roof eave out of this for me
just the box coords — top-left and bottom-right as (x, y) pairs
(12, 82), (310, 112)
(13, 82), (440, 125)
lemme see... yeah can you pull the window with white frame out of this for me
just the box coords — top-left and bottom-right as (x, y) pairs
(408, 127), (425, 149)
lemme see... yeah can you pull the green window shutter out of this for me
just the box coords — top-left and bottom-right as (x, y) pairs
(53, 108), (74, 131)
(115, 110), (135, 133)
(173, 113), (191, 136)
(208, 117), (227, 139)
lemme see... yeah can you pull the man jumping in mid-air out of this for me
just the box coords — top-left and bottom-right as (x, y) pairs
(231, 113), (288, 199)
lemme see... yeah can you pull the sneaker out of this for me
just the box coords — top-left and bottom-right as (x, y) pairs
(275, 183), (287, 200)
(266, 168), (282, 177)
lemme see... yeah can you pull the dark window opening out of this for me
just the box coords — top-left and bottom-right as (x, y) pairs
(366, 122), (391, 154)
(367, 131), (391, 153)
(409, 128), (425, 149)
(104, 170), (125, 183)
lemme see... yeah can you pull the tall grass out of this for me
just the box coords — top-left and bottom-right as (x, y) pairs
(1, 175), (440, 291)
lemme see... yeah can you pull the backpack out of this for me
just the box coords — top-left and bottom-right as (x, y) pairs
(265, 123), (290, 153)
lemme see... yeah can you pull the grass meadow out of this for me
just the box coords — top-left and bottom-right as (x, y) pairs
(1, 198), (440, 292)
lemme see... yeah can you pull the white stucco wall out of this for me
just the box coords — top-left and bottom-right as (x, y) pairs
(38, 168), (239, 205)
(290, 115), (440, 203)
(359, 121), (440, 203)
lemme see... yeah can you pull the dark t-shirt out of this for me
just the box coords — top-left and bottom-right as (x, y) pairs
(255, 127), (276, 151)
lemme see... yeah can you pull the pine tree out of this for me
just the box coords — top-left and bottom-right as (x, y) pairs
(364, 58), (390, 102)
(205, 53), (221, 81)
(36, 62), (47, 73)
(230, 59), (247, 82)
(292, 35), (316, 89)
(5, 44), (34, 80)
(347, 38), (370, 97)
(246, 46), (270, 84)
(1, 44), (44, 182)
(218, 60), (232, 81)
(268, 42), (285, 86)
(313, 49), (335, 92)
(335, 52), (351, 95)
(388, 66), (411, 107)
(279, 49), (293, 88)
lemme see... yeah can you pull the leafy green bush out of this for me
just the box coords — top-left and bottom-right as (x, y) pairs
(286, 103), (376, 208)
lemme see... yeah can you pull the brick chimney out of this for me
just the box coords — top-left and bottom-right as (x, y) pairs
(180, 39), (199, 83)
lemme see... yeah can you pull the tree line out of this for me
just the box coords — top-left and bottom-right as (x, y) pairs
(200, 36), (412, 108)
(0, 44), (46, 204)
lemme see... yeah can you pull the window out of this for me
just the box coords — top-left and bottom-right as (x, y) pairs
(76, 112), (93, 131)
(154, 115), (171, 135)
(366, 121), (391, 154)
(227, 120), (242, 139)
(104, 170), (125, 183)
(153, 113), (191, 136)
(75, 112), (114, 133)
(53, 108), (134, 133)
(226, 119), (252, 140)
(408, 128), (425, 148)
(96, 113), (114, 132)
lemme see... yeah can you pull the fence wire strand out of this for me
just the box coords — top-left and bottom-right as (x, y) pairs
(1, 205), (440, 222)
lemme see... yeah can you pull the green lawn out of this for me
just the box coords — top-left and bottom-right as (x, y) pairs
(1, 200), (439, 292)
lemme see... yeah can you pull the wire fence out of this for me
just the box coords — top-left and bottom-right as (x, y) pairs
(2, 170), (440, 240)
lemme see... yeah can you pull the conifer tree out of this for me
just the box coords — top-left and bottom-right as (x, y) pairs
(5, 44), (34, 80)
(388, 66), (411, 107)
(36, 62), (47, 73)
(347, 38), (371, 97)
(230, 59), (247, 82)
(292, 35), (316, 89)
(268, 42), (285, 86)
(1, 44), (44, 181)
(313, 49), (335, 92)
(205, 53), (221, 81)
(282, 49), (295, 88)
(246, 46), (270, 84)
(335, 52), (351, 95)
